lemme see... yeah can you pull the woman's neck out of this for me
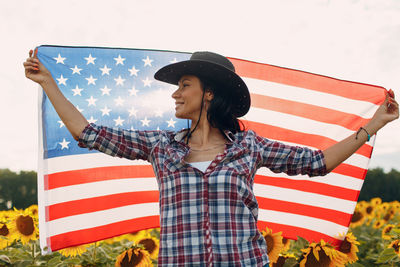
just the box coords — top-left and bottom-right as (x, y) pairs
(188, 121), (225, 148)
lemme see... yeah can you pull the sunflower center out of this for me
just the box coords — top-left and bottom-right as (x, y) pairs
(139, 238), (156, 254)
(0, 224), (9, 236)
(366, 206), (373, 214)
(351, 211), (363, 223)
(265, 235), (274, 254)
(120, 249), (144, 267)
(339, 239), (351, 253)
(16, 215), (34, 236)
(392, 241), (400, 253)
(305, 248), (331, 266)
(384, 226), (393, 235)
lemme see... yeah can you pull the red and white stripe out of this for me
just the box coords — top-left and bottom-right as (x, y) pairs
(38, 56), (386, 252)
(231, 57), (385, 247)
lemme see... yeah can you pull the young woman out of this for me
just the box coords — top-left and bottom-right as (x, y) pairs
(24, 49), (398, 266)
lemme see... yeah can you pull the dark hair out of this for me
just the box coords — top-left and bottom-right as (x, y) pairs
(200, 78), (245, 135)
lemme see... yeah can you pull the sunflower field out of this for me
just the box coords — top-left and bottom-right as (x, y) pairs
(0, 198), (399, 267)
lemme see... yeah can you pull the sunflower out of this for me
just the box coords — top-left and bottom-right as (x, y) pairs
(115, 247), (152, 267)
(7, 208), (38, 244)
(356, 200), (367, 210)
(382, 208), (396, 222)
(281, 237), (291, 252)
(135, 233), (159, 260)
(26, 204), (39, 219)
(272, 253), (297, 267)
(59, 244), (88, 257)
(391, 201), (400, 211)
(338, 232), (359, 264)
(371, 197), (382, 206)
(388, 240), (400, 257)
(349, 210), (365, 228)
(373, 219), (386, 229)
(382, 224), (396, 240)
(261, 227), (284, 264)
(364, 204), (376, 218)
(300, 240), (347, 267)
(0, 222), (10, 249)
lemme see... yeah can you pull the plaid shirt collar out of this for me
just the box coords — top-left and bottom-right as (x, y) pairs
(173, 129), (236, 143)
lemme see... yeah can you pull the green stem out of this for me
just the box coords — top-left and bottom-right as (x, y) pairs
(92, 242), (97, 263)
(31, 241), (36, 264)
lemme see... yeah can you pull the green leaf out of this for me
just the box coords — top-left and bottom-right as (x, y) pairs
(347, 262), (365, 267)
(376, 248), (397, 264)
(282, 257), (298, 267)
(47, 255), (62, 267)
(63, 257), (81, 264)
(0, 254), (11, 264)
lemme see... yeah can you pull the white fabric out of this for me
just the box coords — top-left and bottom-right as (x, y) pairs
(189, 161), (212, 172)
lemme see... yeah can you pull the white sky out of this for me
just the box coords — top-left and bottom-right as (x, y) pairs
(0, 0), (399, 172)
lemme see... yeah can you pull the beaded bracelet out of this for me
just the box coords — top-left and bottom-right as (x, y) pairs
(356, 127), (371, 142)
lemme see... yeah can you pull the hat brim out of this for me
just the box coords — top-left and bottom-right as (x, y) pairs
(154, 59), (250, 117)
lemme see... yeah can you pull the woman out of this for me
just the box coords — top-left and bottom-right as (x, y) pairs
(24, 49), (398, 266)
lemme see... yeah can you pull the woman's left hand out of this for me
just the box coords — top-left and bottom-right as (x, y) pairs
(371, 89), (399, 130)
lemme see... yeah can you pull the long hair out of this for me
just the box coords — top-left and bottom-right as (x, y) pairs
(200, 78), (245, 135)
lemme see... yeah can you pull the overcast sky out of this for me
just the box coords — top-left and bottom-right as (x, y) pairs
(0, 0), (399, 172)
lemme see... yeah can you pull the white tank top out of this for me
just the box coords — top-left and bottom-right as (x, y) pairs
(189, 161), (212, 172)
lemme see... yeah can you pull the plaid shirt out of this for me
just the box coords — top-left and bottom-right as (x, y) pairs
(78, 124), (327, 266)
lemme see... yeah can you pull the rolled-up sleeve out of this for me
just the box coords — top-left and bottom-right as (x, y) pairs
(254, 134), (327, 177)
(78, 123), (162, 161)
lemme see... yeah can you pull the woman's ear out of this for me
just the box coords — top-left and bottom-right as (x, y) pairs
(204, 89), (214, 102)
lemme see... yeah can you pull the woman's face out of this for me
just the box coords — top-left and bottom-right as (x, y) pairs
(171, 75), (205, 120)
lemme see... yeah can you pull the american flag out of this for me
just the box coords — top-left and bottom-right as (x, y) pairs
(37, 45), (385, 252)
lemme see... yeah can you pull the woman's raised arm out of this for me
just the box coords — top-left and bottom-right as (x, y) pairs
(323, 89), (399, 172)
(24, 49), (88, 140)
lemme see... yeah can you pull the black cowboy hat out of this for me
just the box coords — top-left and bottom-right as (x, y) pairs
(154, 51), (250, 117)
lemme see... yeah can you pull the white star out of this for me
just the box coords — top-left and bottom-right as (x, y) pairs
(84, 54), (96, 65)
(75, 105), (84, 112)
(86, 96), (98, 106)
(166, 118), (177, 128)
(114, 116), (125, 126)
(70, 65), (82, 74)
(71, 85), (83, 96)
(128, 66), (140, 76)
(114, 75), (126, 86)
(114, 96), (125, 106)
(128, 86), (139, 96)
(154, 109), (163, 117)
(59, 138), (70, 150)
(56, 75), (68, 86)
(114, 55), (126, 65)
(85, 75), (97, 85)
(170, 58), (178, 63)
(99, 65), (111, 75)
(142, 56), (153, 67)
(53, 54), (66, 64)
(142, 77), (152, 87)
(128, 106), (138, 117)
(57, 120), (65, 128)
(100, 85), (112, 96)
(140, 117), (151, 127)
(101, 106), (112, 116)
(87, 116), (98, 124)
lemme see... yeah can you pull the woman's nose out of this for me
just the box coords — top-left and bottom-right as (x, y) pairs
(171, 87), (180, 99)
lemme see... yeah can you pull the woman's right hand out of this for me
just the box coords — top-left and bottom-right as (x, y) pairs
(23, 48), (52, 85)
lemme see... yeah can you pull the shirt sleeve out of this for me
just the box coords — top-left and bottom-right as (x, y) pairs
(254, 133), (327, 177)
(77, 123), (162, 162)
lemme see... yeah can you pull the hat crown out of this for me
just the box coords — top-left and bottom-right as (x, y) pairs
(190, 51), (235, 73)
